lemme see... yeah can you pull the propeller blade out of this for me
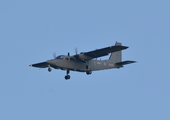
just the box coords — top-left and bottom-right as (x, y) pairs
(53, 52), (56, 58)
(75, 48), (78, 55)
(67, 52), (70, 61)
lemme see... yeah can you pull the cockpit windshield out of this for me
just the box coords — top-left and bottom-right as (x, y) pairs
(55, 55), (65, 59)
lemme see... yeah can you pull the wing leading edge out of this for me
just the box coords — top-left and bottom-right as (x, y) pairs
(84, 45), (128, 58)
(75, 45), (128, 61)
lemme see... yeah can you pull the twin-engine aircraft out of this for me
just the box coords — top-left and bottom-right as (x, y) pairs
(29, 42), (136, 80)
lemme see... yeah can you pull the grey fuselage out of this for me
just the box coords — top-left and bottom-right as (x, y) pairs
(47, 58), (120, 72)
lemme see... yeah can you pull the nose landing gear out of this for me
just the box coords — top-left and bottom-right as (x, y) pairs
(65, 70), (70, 80)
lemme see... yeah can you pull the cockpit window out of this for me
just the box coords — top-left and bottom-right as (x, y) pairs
(56, 55), (65, 59)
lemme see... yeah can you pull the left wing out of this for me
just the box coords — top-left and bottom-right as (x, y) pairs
(29, 62), (49, 68)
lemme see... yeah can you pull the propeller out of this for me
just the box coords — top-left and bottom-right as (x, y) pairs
(53, 52), (56, 59)
(75, 47), (78, 55)
(68, 52), (70, 61)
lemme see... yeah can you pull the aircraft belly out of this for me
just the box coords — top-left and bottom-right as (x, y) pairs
(54, 60), (86, 72)
(52, 59), (117, 72)
(68, 62), (86, 72)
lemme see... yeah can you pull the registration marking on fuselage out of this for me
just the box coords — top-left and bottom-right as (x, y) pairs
(109, 64), (114, 67)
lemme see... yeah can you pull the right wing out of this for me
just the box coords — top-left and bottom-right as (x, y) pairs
(73, 44), (128, 61)
(83, 45), (128, 58)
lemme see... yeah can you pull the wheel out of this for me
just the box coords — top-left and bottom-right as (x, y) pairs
(48, 67), (52, 72)
(67, 75), (70, 79)
(65, 75), (70, 80)
(86, 70), (92, 75)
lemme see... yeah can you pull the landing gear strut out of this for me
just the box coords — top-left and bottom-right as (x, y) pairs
(86, 65), (92, 75)
(65, 70), (70, 80)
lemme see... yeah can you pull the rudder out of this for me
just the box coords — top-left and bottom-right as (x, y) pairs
(109, 42), (122, 63)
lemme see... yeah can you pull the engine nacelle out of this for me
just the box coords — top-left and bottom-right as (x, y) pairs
(78, 54), (91, 61)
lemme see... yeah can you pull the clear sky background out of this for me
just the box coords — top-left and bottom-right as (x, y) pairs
(0, 0), (170, 120)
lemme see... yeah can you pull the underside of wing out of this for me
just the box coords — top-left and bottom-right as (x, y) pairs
(29, 62), (49, 68)
(84, 45), (128, 59)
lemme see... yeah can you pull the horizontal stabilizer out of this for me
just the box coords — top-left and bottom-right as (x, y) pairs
(116, 60), (136, 66)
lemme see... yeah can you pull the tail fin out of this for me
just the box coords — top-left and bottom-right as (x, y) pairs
(109, 42), (122, 63)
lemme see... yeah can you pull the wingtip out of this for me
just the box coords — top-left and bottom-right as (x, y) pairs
(29, 64), (32, 67)
(130, 60), (136, 62)
(123, 46), (129, 49)
(133, 61), (137, 63)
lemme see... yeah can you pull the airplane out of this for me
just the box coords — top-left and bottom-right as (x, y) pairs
(29, 42), (136, 80)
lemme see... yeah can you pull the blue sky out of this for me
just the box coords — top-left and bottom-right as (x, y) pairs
(0, 0), (170, 120)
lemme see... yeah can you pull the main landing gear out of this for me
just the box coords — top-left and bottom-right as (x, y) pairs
(86, 65), (92, 75)
(48, 67), (52, 72)
(65, 70), (70, 80)
(86, 70), (92, 75)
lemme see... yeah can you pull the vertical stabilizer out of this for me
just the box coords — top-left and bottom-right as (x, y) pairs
(109, 42), (122, 63)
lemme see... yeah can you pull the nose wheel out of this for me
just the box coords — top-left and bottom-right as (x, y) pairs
(65, 70), (71, 80)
